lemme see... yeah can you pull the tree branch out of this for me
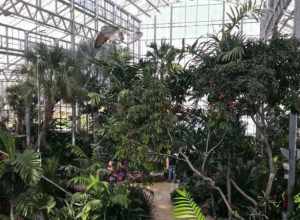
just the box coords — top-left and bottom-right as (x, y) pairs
(250, 114), (276, 199)
(146, 152), (185, 162)
(231, 179), (258, 207)
(180, 149), (244, 220)
(201, 133), (226, 172)
(205, 129), (211, 153)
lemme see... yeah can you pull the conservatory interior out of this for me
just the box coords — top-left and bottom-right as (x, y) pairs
(1, 0), (300, 219)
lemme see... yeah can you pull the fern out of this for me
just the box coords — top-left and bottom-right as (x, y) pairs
(173, 189), (205, 220)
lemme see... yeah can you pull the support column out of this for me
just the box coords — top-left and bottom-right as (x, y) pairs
(154, 15), (157, 43)
(288, 114), (297, 214)
(288, 0), (300, 215)
(222, 0), (225, 33)
(170, 5), (173, 45)
(36, 54), (41, 151)
(25, 32), (31, 147)
(71, 0), (76, 146)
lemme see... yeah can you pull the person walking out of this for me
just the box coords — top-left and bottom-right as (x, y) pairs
(167, 154), (177, 182)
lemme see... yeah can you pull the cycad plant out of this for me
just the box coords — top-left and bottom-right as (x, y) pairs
(173, 188), (205, 220)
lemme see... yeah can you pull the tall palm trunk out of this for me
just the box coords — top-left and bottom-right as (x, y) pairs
(71, 101), (76, 145)
(76, 102), (81, 132)
(16, 113), (23, 135)
(37, 98), (55, 150)
(226, 156), (232, 220)
(9, 200), (14, 220)
(25, 105), (31, 146)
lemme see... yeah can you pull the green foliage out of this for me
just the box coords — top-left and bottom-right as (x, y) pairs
(224, 0), (260, 33)
(0, 130), (42, 186)
(0, 130), (15, 159)
(202, 1), (260, 63)
(3, 6), (300, 219)
(16, 189), (56, 218)
(173, 188), (205, 220)
(290, 193), (300, 219)
(11, 150), (42, 186)
(61, 174), (152, 220)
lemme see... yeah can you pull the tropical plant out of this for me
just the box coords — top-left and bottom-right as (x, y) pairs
(173, 188), (205, 220)
(0, 129), (43, 219)
(12, 43), (87, 149)
(290, 193), (300, 219)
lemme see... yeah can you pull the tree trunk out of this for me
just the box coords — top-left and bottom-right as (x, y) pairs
(37, 99), (55, 150)
(10, 200), (14, 220)
(250, 114), (276, 200)
(16, 113), (23, 135)
(226, 156), (232, 220)
(210, 193), (217, 218)
(91, 112), (95, 142)
(76, 102), (81, 133)
(71, 101), (76, 145)
(25, 105), (31, 146)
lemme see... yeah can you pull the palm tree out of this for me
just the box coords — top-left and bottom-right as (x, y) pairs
(0, 129), (42, 220)
(6, 75), (36, 146)
(24, 43), (86, 149)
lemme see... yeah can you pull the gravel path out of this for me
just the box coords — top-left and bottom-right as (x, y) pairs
(150, 182), (178, 220)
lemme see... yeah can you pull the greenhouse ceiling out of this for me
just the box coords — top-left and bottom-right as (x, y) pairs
(0, 0), (297, 82)
(0, 0), (170, 81)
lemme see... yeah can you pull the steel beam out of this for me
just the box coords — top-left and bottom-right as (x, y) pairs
(58, 0), (141, 31)
(160, 0), (170, 7)
(0, 67), (23, 82)
(0, 23), (72, 56)
(126, 0), (151, 17)
(1, 0), (141, 41)
(1, 0), (95, 39)
(145, 0), (161, 13)
(0, 0), (142, 83)
(0, 22), (72, 82)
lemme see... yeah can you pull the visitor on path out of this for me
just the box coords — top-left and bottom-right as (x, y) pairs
(107, 160), (117, 183)
(167, 154), (177, 182)
(116, 160), (128, 182)
(107, 159), (129, 183)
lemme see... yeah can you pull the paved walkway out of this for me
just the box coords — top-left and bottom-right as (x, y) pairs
(149, 182), (178, 220)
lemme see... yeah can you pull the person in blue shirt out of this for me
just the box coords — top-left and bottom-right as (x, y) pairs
(167, 154), (177, 182)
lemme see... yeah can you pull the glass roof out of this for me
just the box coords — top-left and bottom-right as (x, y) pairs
(0, 0), (296, 81)
(116, 0), (173, 17)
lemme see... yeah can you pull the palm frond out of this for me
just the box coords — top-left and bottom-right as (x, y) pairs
(68, 175), (90, 187)
(76, 199), (102, 220)
(12, 150), (42, 185)
(173, 189), (205, 220)
(0, 130), (15, 159)
(66, 144), (88, 159)
(225, 0), (260, 33)
(0, 160), (5, 178)
(16, 190), (56, 217)
(219, 46), (245, 62)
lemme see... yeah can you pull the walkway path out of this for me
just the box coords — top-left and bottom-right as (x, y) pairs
(149, 182), (178, 220)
